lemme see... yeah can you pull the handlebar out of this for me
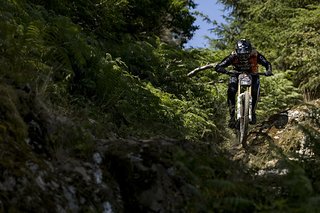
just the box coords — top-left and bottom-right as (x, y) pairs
(224, 71), (272, 76)
(187, 65), (273, 77)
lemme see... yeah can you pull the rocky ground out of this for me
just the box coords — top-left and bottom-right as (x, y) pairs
(0, 83), (319, 212)
(228, 99), (319, 170)
(224, 99), (320, 206)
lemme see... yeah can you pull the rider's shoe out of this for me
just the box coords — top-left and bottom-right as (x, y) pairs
(250, 113), (256, 124)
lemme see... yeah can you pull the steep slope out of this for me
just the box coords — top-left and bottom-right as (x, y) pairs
(229, 99), (319, 169)
(224, 99), (320, 211)
(0, 80), (319, 212)
(0, 83), (250, 212)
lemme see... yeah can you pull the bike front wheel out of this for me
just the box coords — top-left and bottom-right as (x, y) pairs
(238, 91), (250, 148)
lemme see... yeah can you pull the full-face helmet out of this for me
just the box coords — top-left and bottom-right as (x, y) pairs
(235, 39), (252, 61)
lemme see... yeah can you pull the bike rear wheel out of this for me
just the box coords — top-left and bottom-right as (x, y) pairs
(238, 91), (250, 148)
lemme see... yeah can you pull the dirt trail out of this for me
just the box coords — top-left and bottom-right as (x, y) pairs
(224, 99), (320, 176)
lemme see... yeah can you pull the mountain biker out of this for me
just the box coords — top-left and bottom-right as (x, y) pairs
(215, 39), (273, 128)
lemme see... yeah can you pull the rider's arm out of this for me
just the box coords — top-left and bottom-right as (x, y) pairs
(257, 52), (272, 74)
(214, 54), (234, 73)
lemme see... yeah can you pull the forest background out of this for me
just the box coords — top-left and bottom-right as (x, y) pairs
(1, 0), (319, 140)
(0, 0), (319, 211)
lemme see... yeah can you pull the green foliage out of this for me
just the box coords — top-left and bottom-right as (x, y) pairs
(122, 0), (197, 44)
(51, 123), (96, 159)
(284, 6), (320, 100)
(285, 167), (314, 201)
(27, 0), (197, 46)
(1, 0), (320, 212)
(214, 0), (320, 100)
(26, 0), (226, 140)
(172, 145), (259, 212)
(0, 0), (230, 143)
(102, 36), (229, 141)
(258, 71), (302, 120)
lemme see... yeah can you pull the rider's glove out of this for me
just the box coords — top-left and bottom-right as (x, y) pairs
(265, 71), (273, 76)
(216, 67), (227, 74)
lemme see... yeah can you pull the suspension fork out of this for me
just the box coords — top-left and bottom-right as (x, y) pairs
(236, 85), (252, 121)
(236, 84), (242, 120)
(248, 86), (252, 121)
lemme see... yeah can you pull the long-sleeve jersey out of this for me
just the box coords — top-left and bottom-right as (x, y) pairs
(215, 50), (272, 73)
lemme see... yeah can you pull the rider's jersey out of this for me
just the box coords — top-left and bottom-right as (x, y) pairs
(215, 49), (272, 73)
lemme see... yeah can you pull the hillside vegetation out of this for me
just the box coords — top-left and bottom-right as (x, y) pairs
(0, 0), (319, 212)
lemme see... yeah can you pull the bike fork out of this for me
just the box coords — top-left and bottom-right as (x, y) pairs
(237, 91), (253, 121)
(248, 87), (252, 122)
(237, 93), (244, 120)
(249, 95), (252, 121)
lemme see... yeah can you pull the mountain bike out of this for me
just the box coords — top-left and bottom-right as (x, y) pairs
(225, 71), (268, 148)
(188, 65), (270, 148)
